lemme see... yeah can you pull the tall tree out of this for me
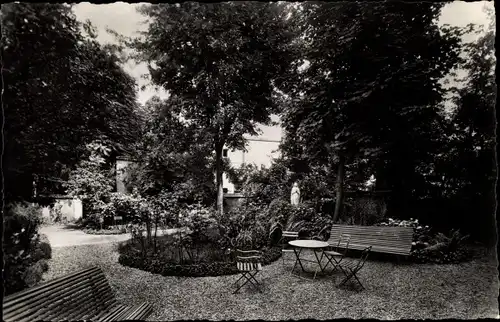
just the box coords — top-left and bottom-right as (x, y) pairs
(443, 10), (496, 243)
(132, 2), (294, 215)
(279, 2), (463, 221)
(128, 96), (216, 204)
(2, 3), (140, 201)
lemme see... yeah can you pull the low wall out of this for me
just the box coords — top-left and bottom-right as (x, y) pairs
(41, 196), (83, 223)
(224, 193), (253, 212)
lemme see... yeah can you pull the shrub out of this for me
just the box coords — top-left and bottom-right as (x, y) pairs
(216, 202), (269, 250)
(267, 199), (294, 244)
(230, 160), (292, 205)
(343, 197), (386, 226)
(109, 192), (145, 225)
(84, 228), (127, 235)
(64, 141), (115, 224)
(298, 171), (335, 202)
(23, 259), (49, 288)
(49, 203), (64, 223)
(3, 202), (52, 295)
(285, 203), (332, 239)
(179, 204), (218, 244)
(377, 218), (470, 264)
(377, 217), (433, 249)
(36, 234), (53, 260)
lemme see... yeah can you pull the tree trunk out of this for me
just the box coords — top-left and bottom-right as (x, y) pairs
(215, 144), (224, 217)
(153, 214), (158, 253)
(333, 154), (346, 223)
(145, 217), (152, 246)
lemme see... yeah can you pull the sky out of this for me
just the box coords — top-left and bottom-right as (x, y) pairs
(72, 1), (495, 106)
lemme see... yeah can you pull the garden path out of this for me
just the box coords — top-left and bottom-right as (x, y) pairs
(40, 225), (182, 248)
(41, 242), (499, 320)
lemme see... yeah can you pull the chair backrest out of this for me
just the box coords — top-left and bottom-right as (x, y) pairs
(281, 231), (299, 247)
(282, 231), (299, 239)
(334, 234), (351, 254)
(354, 246), (372, 272)
(235, 249), (262, 263)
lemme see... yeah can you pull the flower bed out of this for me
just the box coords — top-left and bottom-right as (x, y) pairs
(118, 242), (282, 277)
(84, 228), (127, 235)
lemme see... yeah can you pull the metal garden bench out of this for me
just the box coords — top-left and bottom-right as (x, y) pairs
(3, 266), (153, 322)
(328, 224), (414, 258)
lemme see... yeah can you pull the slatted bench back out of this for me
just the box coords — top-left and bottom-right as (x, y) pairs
(3, 266), (117, 322)
(328, 224), (414, 256)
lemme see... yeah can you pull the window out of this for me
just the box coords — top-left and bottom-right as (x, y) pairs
(223, 149), (228, 157)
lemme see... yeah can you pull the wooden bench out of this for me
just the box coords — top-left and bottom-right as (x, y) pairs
(328, 224), (414, 257)
(3, 266), (153, 322)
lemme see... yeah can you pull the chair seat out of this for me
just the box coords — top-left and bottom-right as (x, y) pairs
(237, 262), (262, 272)
(282, 249), (295, 253)
(339, 258), (359, 271)
(324, 250), (342, 256)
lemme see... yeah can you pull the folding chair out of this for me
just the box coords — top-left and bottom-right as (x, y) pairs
(280, 231), (299, 267)
(320, 234), (351, 275)
(233, 249), (263, 294)
(338, 246), (372, 291)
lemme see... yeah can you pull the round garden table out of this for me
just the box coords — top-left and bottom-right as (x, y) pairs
(288, 240), (330, 280)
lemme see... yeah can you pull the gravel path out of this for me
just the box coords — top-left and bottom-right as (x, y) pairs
(43, 243), (499, 320)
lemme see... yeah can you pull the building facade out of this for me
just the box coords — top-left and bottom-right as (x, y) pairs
(115, 115), (284, 195)
(222, 115), (283, 194)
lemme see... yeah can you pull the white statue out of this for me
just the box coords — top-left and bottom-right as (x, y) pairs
(290, 182), (301, 206)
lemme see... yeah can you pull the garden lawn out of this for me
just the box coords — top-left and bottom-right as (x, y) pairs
(43, 243), (498, 320)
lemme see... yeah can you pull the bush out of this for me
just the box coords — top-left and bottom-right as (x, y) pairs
(377, 218), (470, 264)
(36, 234), (53, 260)
(298, 171), (335, 202)
(3, 202), (52, 295)
(23, 259), (50, 288)
(217, 202), (269, 250)
(64, 141), (115, 223)
(84, 227), (127, 235)
(49, 204), (64, 224)
(267, 199), (294, 244)
(109, 192), (141, 225)
(230, 160), (292, 205)
(343, 197), (386, 226)
(180, 204), (219, 245)
(285, 203), (333, 239)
